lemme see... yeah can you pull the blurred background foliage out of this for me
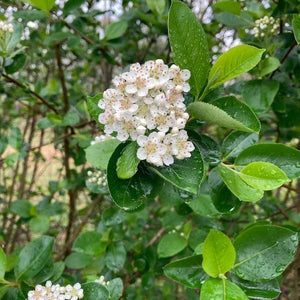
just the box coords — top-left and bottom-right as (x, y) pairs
(0, 0), (299, 299)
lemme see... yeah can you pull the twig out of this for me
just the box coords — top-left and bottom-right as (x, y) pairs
(270, 41), (297, 78)
(282, 184), (300, 194)
(2, 74), (59, 114)
(146, 228), (166, 247)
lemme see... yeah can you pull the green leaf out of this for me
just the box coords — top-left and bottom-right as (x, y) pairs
(14, 236), (54, 280)
(230, 274), (281, 299)
(200, 278), (248, 300)
(240, 162), (289, 190)
(215, 12), (253, 29)
(65, 252), (92, 269)
(222, 131), (259, 161)
(188, 96), (261, 133)
(72, 231), (106, 256)
(29, 215), (49, 234)
(0, 285), (9, 298)
(7, 22), (23, 53)
(85, 139), (121, 170)
(218, 164), (264, 202)
(63, 0), (85, 15)
(187, 194), (220, 218)
(147, 0), (165, 15)
(116, 142), (140, 179)
(102, 207), (125, 226)
(292, 14), (300, 44)
(26, 0), (55, 11)
(8, 127), (22, 150)
(10, 200), (32, 218)
(0, 248), (6, 279)
(235, 143), (300, 179)
(168, 0), (209, 96)
(207, 45), (265, 89)
(202, 230), (236, 277)
(259, 57), (280, 77)
(150, 144), (204, 194)
(62, 109), (80, 126)
(48, 262), (65, 282)
(82, 282), (109, 300)
(242, 80), (279, 114)
(86, 93), (103, 128)
(233, 225), (298, 282)
(106, 278), (123, 300)
(5, 54), (27, 74)
(46, 113), (63, 125)
(107, 143), (162, 211)
(13, 9), (50, 21)
(105, 243), (126, 272)
(157, 233), (187, 258)
(163, 255), (208, 289)
(214, 1), (241, 14)
(105, 20), (128, 41)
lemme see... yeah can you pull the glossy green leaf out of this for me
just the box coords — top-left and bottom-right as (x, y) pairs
(188, 96), (261, 133)
(15, 236), (54, 280)
(65, 252), (92, 269)
(235, 143), (300, 179)
(259, 57), (280, 77)
(200, 278), (248, 300)
(163, 255), (208, 289)
(214, 1), (241, 14)
(242, 80), (279, 114)
(107, 143), (162, 211)
(202, 230), (236, 277)
(73, 231), (105, 256)
(218, 164), (264, 202)
(147, 0), (165, 15)
(157, 233), (187, 258)
(105, 20), (128, 40)
(230, 274), (281, 299)
(233, 225), (298, 282)
(105, 243), (126, 272)
(222, 131), (258, 161)
(0, 285), (9, 298)
(150, 144), (204, 194)
(215, 12), (253, 29)
(102, 207), (125, 226)
(82, 282), (109, 300)
(240, 162), (289, 190)
(107, 278), (123, 300)
(5, 54), (27, 74)
(10, 200), (32, 218)
(85, 139), (121, 170)
(292, 14), (300, 44)
(48, 262), (65, 283)
(168, 1), (209, 96)
(208, 45), (265, 89)
(29, 215), (49, 234)
(0, 248), (6, 279)
(31, 259), (54, 284)
(116, 142), (140, 179)
(187, 194), (220, 218)
(63, 0), (85, 15)
(26, 0), (55, 11)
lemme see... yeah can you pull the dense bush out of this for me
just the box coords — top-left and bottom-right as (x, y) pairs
(0, 0), (300, 299)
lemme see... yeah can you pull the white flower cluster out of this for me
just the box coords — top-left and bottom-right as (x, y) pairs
(98, 59), (195, 166)
(90, 134), (113, 145)
(0, 21), (14, 34)
(27, 281), (83, 300)
(95, 275), (110, 286)
(253, 16), (279, 38)
(87, 169), (107, 187)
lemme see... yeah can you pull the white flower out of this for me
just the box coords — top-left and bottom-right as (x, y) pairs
(97, 59), (194, 166)
(95, 275), (110, 286)
(253, 16), (279, 38)
(87, 169), (107, 187)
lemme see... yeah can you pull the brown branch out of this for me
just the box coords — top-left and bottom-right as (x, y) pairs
(54, 43), (77, 257)
(270, 41), (297, 78)
(282, 184), (300, 194)
(2, 74), (59, 114)
(146, 228), (166, 247)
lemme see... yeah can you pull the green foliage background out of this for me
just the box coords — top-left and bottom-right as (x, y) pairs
(0, 0), (299, 299)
